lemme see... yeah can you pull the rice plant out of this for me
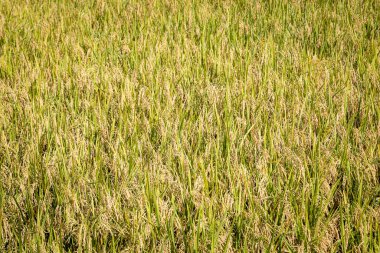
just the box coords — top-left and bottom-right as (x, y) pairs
(0, 0), (379, 252)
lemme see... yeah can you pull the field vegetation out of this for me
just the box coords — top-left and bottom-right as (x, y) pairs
(0, 0), (379, 252)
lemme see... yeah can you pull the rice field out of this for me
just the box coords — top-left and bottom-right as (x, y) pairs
(0, 0), (379, 252)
